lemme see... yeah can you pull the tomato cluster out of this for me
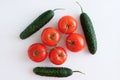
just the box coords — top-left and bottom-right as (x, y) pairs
(28, 15), (85, 65)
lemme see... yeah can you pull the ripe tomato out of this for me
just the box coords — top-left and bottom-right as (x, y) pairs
(28, 43), (48, 62)
(49, 47), (67, 65)
(66, 33), (85, 52)
(41, 27), (61, 46)
(58, 15), (78, 34)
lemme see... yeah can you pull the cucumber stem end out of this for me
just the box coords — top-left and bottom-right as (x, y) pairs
(76, 1), (84, 13)
(73, 70), (85, 75)
(53, 8), (65, 12)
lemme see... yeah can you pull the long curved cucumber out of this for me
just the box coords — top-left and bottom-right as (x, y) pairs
(80, 13), (97, 54)
(20, 10), (54, 39)
(76, 2), (97, 54)
(33, 67), (84, 77)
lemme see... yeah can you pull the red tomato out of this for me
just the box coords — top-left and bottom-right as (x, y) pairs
(49, 47), (67, 65)
(66, 33), (85, 52)
(41, 27), (61, 46)
(58, 16), (78, 34)
(28, 43), (48, 62)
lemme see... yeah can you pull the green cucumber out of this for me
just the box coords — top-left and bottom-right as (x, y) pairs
(33, 67), (84, 77)
(76, 2), (97, 54)
(20, 8), (64, 39)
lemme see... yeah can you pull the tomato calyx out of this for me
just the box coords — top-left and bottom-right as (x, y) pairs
(64, 19), (69, 33)
(66, 24), (69, 29)
(49, 33), (55, 40)
(56, 50), (63, 60)
(58, 53), (64, 61)
(33, 50), (46, 56)
(47, 29), (56, 40)
(49, 33), (60, 46)
(64, 24), (69, 33)
(58, 53), (62, 58)
(33, 51), (39, 56)
(52, 51), (63, 61)
(67, 40), (75, 45)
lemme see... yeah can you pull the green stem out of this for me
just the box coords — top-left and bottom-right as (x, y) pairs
(73, 70), (85, 75)
(76, 1), (84, 13)
(53, 8), (65, 12)
(34, 51), (39, 56)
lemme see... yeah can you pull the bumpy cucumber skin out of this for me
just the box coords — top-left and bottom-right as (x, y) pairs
(20, 10), (54, 39)
(33, 67), (73, 77)
(80, 13), (97, 54)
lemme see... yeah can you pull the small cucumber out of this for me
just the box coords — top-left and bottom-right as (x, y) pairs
(33, 67), (84, 77)
(76, 2), (97, 54)
(20, 8), (64, 39)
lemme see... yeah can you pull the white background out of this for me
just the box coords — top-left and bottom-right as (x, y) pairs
(0, 0), (120, 80)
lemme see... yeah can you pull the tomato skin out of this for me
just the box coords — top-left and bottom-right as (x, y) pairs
(58, 16), (78, 34)
(41, 27), (61, 46)
(49, 47), (67, 65)
(66, 33), (85, 52)
(28, 43), (48, 62)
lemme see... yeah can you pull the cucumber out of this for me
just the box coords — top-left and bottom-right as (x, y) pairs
(20, 8), (64, 39)
(33, 67), (84, 77)
(76, 2), (97, 54)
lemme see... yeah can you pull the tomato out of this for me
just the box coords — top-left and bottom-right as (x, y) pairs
(58, 15), (78, 34)
(41, 27), (61, 46)
(49, 47), (67, 65)
(66, 33), (85, 52)
(28, 43), (48, 62)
